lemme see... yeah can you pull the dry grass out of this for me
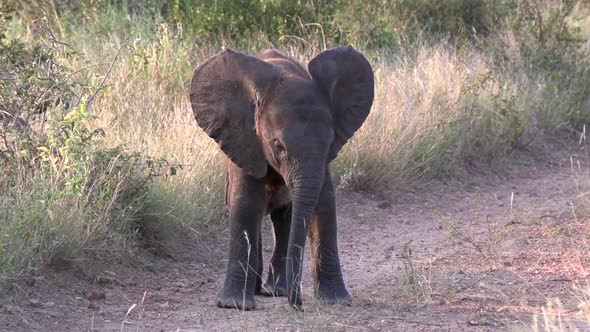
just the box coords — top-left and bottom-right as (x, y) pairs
(336, 43), (561, 190)
(525, 151), (590, 331)
(531, 277), (590, 331)
(72, 25), (227, 230)
(84, 33), (586, 197)
(56, 13), (589, 243)
(1, 1), (589, 285)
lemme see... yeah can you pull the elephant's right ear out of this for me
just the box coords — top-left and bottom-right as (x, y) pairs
(190, 49), (282, 178)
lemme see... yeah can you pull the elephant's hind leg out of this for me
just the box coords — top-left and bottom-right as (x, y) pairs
(260, 204), (291, 297)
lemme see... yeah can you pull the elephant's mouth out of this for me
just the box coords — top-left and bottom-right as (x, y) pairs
(267, 186), (291, 211)
(263, 167), (291, 211)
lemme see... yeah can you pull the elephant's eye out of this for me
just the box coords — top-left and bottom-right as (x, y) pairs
(272, 139), (286, 155)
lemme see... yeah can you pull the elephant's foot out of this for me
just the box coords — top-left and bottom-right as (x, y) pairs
(259, 273), (288, 296)
(316, 282), (352, 306)
(260, 283), (288, 296)
(216, 288), (256, 310)
(288, 285), (304, 311)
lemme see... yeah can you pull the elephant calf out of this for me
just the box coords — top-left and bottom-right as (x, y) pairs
(189, 46), (374, 311)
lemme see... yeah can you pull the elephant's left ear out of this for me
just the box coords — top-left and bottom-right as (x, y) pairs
(308, 46), (375, 161)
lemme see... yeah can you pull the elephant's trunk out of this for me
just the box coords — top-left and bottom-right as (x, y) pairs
(286, 165), (325, 310)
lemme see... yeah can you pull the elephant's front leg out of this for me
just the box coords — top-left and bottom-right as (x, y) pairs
(308, 169), (352, 305)
(217, 168), (266, 310)
(260, 204), (291, 296)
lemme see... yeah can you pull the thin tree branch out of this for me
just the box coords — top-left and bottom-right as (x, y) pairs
(87, 43), (127, 109)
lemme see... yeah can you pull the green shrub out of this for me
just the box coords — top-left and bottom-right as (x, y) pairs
(0, 12), (171, 284)
(44, 0), (511, 49)
(498, 0), (590, 129)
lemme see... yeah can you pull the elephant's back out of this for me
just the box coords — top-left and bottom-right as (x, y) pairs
(258, 50), (310, 81)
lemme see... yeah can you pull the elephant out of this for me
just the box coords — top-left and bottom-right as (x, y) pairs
(189, 46), (374, 311)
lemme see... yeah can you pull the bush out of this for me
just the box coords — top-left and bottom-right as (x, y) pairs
(334, 0), (590, 190)
(0, 11), (171, 284)
(45, 0), (510, 49)
(506, 0), (590, 128)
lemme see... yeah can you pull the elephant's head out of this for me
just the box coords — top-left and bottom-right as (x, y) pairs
(190, 46), (374, 309)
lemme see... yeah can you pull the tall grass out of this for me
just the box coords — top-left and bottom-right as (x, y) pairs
(0, 104), (161, 282)
(336, 40), (589, 190)
(1, 0), (589, 283)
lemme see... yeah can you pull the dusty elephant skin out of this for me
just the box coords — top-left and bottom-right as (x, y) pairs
(189, 46), (374, 311)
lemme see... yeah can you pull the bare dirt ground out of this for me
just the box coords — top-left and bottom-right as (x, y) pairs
(2, 150), (590, 331)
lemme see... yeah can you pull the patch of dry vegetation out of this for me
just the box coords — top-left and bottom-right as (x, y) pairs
(1, 0), (589, 287)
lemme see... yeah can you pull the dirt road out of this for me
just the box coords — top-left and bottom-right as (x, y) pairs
(2, 154), (590, 331)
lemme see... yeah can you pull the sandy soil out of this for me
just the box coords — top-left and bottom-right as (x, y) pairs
(2, 152), (590, 331)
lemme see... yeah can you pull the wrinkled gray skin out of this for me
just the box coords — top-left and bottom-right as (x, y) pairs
(189, 47), (374, 311)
